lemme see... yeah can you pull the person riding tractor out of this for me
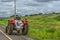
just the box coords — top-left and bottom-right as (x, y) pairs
(6, 15), (28, 35)
(14, 15), (21, 20)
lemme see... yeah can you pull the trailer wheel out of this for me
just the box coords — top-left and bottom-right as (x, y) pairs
(22, 24), (28, 35)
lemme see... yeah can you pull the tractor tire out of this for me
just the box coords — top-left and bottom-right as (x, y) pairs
(6, 27), (7, 33)
(22, 24), (28, 35)
(17, 30), (20, 33)
(7, 24), (13, 35)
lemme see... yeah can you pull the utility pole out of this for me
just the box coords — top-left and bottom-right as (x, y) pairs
(14, 0), (16, 18)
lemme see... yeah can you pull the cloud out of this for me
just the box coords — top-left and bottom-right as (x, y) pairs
(34, 0), (60, 2)
(47, 3), (53, 8)
(1, 0), (14, 2)
(24, 2), (47, 6)
(0, 0), (60, 17)
(25, 3), (40, 6)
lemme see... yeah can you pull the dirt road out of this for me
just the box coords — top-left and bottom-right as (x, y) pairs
(0, 26), (34, 40)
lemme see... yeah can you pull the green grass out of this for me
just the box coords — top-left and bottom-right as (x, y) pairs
(23, 14), (60, 26)
(0, 14), (60, 40)
(28, 24), (60, 40)
(0, 20), (7, 26)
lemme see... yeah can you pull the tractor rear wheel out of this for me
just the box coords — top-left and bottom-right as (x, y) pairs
(22, 24), (28, 35)
(7, 24), (13, 35)
(17, 30), (20, 33)
(6, 27), (7, 33)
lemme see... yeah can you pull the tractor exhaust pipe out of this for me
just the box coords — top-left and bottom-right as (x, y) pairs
(14, 0), (16, 18)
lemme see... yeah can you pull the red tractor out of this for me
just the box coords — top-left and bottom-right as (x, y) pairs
(6, 17), (28, 35)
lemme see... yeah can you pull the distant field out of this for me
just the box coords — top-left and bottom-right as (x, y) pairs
(22, 14), (60, 26)
(0, 14), (60, 40)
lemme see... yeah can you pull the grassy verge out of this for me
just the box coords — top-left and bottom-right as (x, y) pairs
(0, 20), (8, 26)
(28, 24), (60, 40)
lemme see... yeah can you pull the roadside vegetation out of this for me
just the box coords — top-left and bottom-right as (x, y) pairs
(0, 13), (60, 40)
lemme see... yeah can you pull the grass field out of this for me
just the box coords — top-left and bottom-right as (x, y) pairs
(0, 13), (60, 40)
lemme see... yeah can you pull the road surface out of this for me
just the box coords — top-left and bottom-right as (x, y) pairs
(0, 26), (34, 40)
(0, 32), (8, 40)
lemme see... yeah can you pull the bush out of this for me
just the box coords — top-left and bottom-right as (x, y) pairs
(55, 15), (60, 21)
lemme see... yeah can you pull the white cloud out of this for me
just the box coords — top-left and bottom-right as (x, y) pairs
(4, 2), (14, 5)
(6, 13), (11, 14)
(52, 1), (60, 3)
(47, 3), (53, 8)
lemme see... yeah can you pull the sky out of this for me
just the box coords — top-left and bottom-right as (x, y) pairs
(0, 0), (60, 17)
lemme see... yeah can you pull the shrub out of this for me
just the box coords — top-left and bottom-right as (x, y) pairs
(55, 15), (60, 21)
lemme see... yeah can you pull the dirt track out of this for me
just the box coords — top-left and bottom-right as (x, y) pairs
(0, 32), (8, 40)
(30, 23), (60, 28)
(0, 26), (34, 40)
